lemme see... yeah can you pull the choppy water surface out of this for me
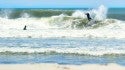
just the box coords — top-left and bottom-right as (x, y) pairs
(0, 5), (125, 65)
(0, 37), (125, 65)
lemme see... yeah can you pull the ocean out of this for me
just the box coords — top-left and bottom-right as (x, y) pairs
(0, 5), (125, 65)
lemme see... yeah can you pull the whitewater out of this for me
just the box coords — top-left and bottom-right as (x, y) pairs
(0, 5), (125, 38)
(0, 5), (125, 65)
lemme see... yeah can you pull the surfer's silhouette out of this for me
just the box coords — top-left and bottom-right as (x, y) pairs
(85, 13), (92, 21)
(23, 25), (27, 30)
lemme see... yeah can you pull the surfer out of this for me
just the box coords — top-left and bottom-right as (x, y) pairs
(85, 13), (92, 21)
(23, 25), (27, 30)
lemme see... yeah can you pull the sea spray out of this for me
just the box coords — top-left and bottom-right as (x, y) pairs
(72, 10), (86, 18)
(21, 13), (30, 18)
(92, 5), (108, 21)
(48, 5), (108, 29)
(0, 9), (13, 19)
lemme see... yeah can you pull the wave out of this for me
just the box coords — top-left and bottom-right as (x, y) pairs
(0, 5), (114, 29)
(0, 9), (74, 19)
(0, 47), (125, 56)
(0, 5), (125, 38)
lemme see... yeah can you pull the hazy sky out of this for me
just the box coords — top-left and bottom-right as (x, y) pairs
(0, 0), (125, 8)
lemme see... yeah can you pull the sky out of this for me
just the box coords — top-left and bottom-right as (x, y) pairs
(0, 0), (125, 8)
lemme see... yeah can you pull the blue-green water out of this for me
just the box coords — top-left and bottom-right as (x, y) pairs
(0, 8), (125, 20)
(108, 8), (125, 20)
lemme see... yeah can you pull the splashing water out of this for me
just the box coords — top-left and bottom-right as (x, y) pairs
(92, 5), (108, 21)
(48, 5), (108, 29)
(21, 13), (30, 18)
(0, 5), (125, 38)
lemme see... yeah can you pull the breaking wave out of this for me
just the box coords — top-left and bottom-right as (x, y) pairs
(0, 47), (125, 56)
(0, 5), (114, 29)
(0, 5), (125, 38)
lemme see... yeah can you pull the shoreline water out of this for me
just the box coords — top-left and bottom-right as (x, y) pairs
(0, 37), (125, 65)
(0, 63), (125, 70)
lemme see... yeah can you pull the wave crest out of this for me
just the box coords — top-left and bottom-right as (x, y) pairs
(0, 47), (125, 56)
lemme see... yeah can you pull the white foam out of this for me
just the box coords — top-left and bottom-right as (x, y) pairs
(72, 10), (86, 18)
(0, 5), (125, 39)
(0, 47), (125, 56)
(0, 18), (125, 39)
(72, 5), (107, 21)
(91, 5), (107, 21)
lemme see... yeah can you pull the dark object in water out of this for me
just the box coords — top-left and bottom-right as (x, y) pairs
(23, 25), (27, 30)
(85, 13), (92, 21)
